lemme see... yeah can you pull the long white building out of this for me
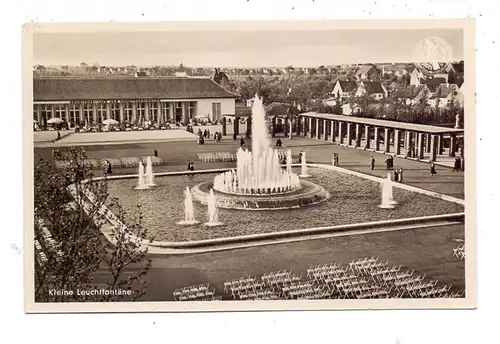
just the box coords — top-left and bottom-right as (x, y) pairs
(33, 76), (238, 126)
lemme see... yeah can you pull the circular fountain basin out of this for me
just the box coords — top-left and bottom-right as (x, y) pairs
(192, 180), (330, 210)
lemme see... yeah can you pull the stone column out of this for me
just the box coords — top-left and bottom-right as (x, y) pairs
(64, 104), (70, 123)
(338, 121), (344, 144)
(119, 102), (124, 122)
(308, 117), (313, 138)
(417, 132), (425, 159)
(426, 133), (432, 153)
(34, 104), (41, 122)
(79, 103), (84, 123)
(92, 103), (97, 123)
(346, 123), (352, 146)
(182, 103), (188, 125)
(315, 119), (320, 139)
(323, 119), (328, 140)
(132, 103), (137, 123)
(233, 117), (240, 136)
(157, 101), (162, 123)
(430, 134), (438, 162)
(353, 124), (360, 148)
(330, 120), (336, 142)
(449, 134), (457, 157)
(364, 125), (370, 149)
(168, 103), (174, 122)
(222, 117), (227, 136)
(374, 127), (380, 151)
(394, 129), (401, 155)
(437, 134), (444, 155)
(246, 117), (252, 138)
(106, 102), (111, 120)
(383, 128), (391, 153)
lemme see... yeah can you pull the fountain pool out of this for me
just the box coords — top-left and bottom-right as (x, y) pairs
(106, 167), (464, 242)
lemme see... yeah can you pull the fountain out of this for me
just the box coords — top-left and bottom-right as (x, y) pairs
(212, 96), (301, 195)
(378, 172), (398, 209)
(177, 187), (199, 225)
(134, 162), (148, 190)
(205, 189), (223, 227)
(191, 95), (330, 210)
(145, 156), (156, 187)
(299, 152), (311, 178)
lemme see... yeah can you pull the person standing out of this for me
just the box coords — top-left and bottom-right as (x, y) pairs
(153, 149), (158, 158)
(334, 153), (339, 166)
(398, 168), (404, 183)
(430, 162), (437, 176)
(393, 169), (399, 182)
(370, 156), (375, 170)
(453, 157), (461, 172)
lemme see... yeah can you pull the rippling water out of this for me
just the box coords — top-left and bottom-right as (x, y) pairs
(106, 167), (464, 241)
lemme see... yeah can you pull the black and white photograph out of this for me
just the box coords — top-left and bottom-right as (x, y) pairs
(23, 19), (476, 312)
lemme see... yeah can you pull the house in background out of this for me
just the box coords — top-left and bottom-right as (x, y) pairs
(355, 81), (388, 100)
(395, 85), (432, 105)
(355, 64), (380, 81)
(427, 84), (461, 108)
(331, 80), (358, 100)
(409, 67), (425, 86)
(420, 77), (448, 92)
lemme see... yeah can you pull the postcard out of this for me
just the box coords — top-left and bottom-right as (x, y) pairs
(23, 19), (476, 313)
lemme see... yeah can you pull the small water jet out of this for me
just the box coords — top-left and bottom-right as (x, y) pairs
(145, 156), (156, 187)
(134, 162), (148, 190)
(205, 188), (223, 227)
(378, 172), (397, 209)
(177, 187), (199, 225)
(286, 149), (292, 174)
(299, 152), (311, 178)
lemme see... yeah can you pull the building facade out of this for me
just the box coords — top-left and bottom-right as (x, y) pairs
(33, 76), (238, 127)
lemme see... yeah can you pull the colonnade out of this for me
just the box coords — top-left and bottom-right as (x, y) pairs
(297, 115), (464, 161)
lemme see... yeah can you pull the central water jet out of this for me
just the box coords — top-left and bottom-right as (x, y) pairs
(212, 95), (301, 195)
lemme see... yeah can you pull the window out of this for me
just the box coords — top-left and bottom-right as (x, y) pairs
(40, 104), (52, 124)
(97, 103), (107, 123)
(212, 102), (221, 121)
(137, 102), (146, 123)
(149, 102), (158, 123)
(186, 102), (196, 120)
(69, 103), (79, 124)
(123, 103), (133, 123)
(161, 102), (171, 123)
(83, 103), (93, 124)
(175, 102), (183, 122)
(110, 103), (120, 121)
(54, 104), (66, 120)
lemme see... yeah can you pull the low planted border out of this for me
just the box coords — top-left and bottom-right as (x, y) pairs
(75, 164), (465, 252)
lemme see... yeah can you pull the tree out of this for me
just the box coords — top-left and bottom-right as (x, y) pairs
(34, 147), (151, 302)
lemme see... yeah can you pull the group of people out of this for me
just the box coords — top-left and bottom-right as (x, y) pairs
(370, 155), (404, 182)
(197, 128), (223, 144)
(275, 138), (283, 147)
(186, 161), (195, 171)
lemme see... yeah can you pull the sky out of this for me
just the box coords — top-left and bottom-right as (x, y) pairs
(33, 29), (464, 68)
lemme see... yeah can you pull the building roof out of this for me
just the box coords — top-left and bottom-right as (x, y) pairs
(300, 112), (463, 135)
(265, 102), (293, 117)
(396, 85), (426, 99)
(420, 77), (447, 92)
(337, 80), (358, 92)
(360, 81), (385, 95)
(355, 65), (375, 76)
(430, 84), (460, 99)
(33, 76), (239, 101)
